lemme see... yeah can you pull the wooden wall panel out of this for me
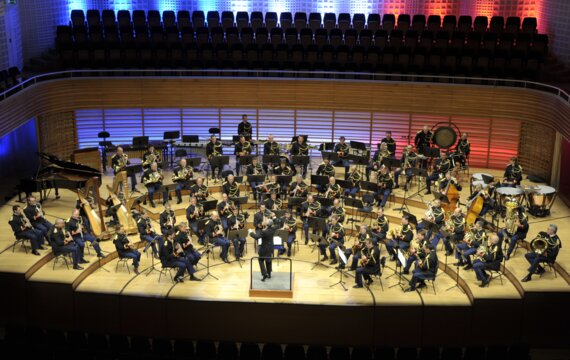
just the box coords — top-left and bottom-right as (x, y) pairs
(37, 111), (76, 160)
(0, 78), (568, 169)
(519, 121), (556, 183)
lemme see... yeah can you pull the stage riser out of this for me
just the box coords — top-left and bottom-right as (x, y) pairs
(1, 273), (568, 347)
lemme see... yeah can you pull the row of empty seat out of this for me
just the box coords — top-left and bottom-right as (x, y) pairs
(0, 67), (21, 92)
(69, 9), (540, 35)
(3, 325), (532, 360)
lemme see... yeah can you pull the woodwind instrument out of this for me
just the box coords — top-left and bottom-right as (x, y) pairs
(290, 181), (307, 197)
(174, 242), (185, 257)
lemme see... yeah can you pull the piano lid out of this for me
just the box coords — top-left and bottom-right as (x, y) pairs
(37, 152), (102, 178)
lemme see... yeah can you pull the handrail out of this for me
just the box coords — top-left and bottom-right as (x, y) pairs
(1, 69), (569, 104)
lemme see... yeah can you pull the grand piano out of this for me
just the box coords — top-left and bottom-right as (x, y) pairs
(18, 152), (102, 202)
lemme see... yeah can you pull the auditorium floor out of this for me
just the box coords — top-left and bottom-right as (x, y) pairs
(0, 166), (568, 308)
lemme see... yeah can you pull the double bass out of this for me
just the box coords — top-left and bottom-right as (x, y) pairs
(465, 189), (485, 225)
(442, 176), (460, 213)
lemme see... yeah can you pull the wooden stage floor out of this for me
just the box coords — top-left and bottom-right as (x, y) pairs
(1, 166), (569, 346)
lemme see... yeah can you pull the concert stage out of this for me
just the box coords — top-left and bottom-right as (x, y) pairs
(0, 166), (568, 347)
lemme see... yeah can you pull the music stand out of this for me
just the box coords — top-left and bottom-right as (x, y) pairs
(402, 211), (418, 227)
(311, 175), (329, 193)
(132, 136), (149, 147)
(482, 174), (494, 184)
(433, 191), (450, 206)
(323, 142), (335, 151)
(322, 151), (339, 162)
(345, 197), (367, 224)
(228, 228), (248, 267)
(186, 157), (201, 169)
(209, 156), (229, 183)
(309, 233), (328, 270)
(314, 197), (334, 209)
(182, 135), (199, 143)
(388, 249), (407, 290)
(408, 167), (429, 200)
(288, 197), (305, 216)
(262, 154), (281, 166)
(276, 175), (293, 196)
(307, 216), (326, 252)
(382, 157), (401, 170)
(360, 181), (378, 193)
(291, 155), (310, 176)
(201, 199), (218, 214)
(237, 154), (253, 174)
(231, 196), (248, 214)
(330, 247), (349, 291)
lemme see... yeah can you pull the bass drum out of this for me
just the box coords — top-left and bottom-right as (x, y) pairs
(527, 185), (557, 217)
(433, 126), (458, 149)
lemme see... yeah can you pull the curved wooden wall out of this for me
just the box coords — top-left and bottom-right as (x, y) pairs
(1, 77), (568, 179)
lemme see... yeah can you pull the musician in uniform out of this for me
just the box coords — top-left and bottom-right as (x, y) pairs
(301, 195), (323, 245)
(521, 224), (561, 282)
(386, 216), (414, 261)
(425, 152), (452, 195)
(191, 177), (209, 202)
(442, 208), (466, 256)
(172, 158), (193, 204)
(253, 204), (267, 234)
(353, 238), (382, 288)
(344, 167), (362, 198)
(328, 199), (346, 225)
(319, 215), (344, 264)
(9, 205), (45, 255)
(237, 114), (253, 139)
(185, 196), (204, 238)
(439, 172), (462, 192)
(234, 135), (252, 175)
(316, 158), (335, 193)
(205, 211), (231, 263)
(246, 157), (264, 200)
(334, 136), (350, 177)
(262, 134), (280, 173)
(393, 145), (417, 191)
(403, 230), (428, 274)
(417, 199), (445, 248)
(206, 135), (223, 179)
(367, 142), (391, 181)
(264, 192), (281, 212)
(324, 176), (341, 200)
(111, 146), (137, 192)
(289, 175), (308, 198)
(503, 157), (523, 187)
(281, 210), (297, 257)
(414, 125), (433, 157)
(473, 233), (503, 287)
(346, 224), (371, 271)
(24, 196), (53, 239)
(160, 203), (177, 235)
(66, 209), (105, 259)
(371, 207), (389, 244)
(160, 230), (201, 283)
(455, 221), (487, 270)
(113, 224), (141, 274)
(404, 243), (438, 292)
(173, 222), (202, 269)
(142, 145), (162, 171)
(454, 133), (470, 168)
(227, 213), (247, 259)
(217, 193), (235, 231)
(223, 174), (240, 199)
(381, 131), (397, 157)
(136, 209), (162, 258)
(274, 159), (295, 193)
(249, 217), (277, 281)
(500, 208), (529, 260)
(290, 135), (309, 177)
(467, 184), (493, 217)
(142, 162), (168, 207)
(375, 166), (393, 208)
(51, 219), (84, 270)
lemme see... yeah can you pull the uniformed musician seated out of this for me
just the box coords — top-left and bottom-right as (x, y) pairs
(374, 165), (393, 209)
(9, 205), (45, 255)
(414, 125), (433, 158)
(417, 199), (445, 249)
(315, 158), (335, 193)
(191, 177), (209, 202)
(443, 208), (466, 256)
(217, 193), (235, 231)
(205, 211), (231, 263)
(289, 175), (308, 198)
(381, 131), (397, 157)
(142, 145), (162, 171)
(371, 207), (389, 244)
(324, 176), (341, 200)
(247, 157), (264, 199)
(353, 237), (382, 289)
(24, 196), (53, 239)
(222, 174), (240, 199)
(238, 114), (253, 139)
(136, 209), (162, 258)
(346, 225), (371, 271)
(455, 221), (487, 270)
(344, 167), (362, 198)
(393, 145), (417, 191)
(227, 213), (247, 259)
(160, 203), (177, 235)
(185, 196), (203, 236)
(254, 204), (269, 235)
(386, 216), (414, 261)
(262, 134), (280, 173)
(290, 135), (309, 177)
(319, 214), (345, 264)
(51, 219), (84, 270)
(467, 184), (494, 217)
(499, 207), (529, 260)
(159, 230), (201, 283)
(274, 158), (295, 177)
(425, 152), (452, 195)
(473, 233), (503, 287)
(113, 224), (141, 274)
(174, 222), (202, 269)
(143, 162), (168, 208)
(301, 195), (323, 244)
(439, 172), (462, 192)
(280, 210), (297, 257)
(502, 157), (523, 187)
(366, 142), (390, 181)
(264, 192), (281, 212)
(66, 208), (105, 259)
(111, 146), (137, 192)
(172, 158), (193, 204)
(521, 224), (561, 282)
(403, 230), (428, 274)
(404, 242), (438, 292)
(257, 174), (279, 203)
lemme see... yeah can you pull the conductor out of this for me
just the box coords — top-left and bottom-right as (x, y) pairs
(249, 218), (276, 282)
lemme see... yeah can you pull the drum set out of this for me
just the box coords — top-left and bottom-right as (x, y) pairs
(470, 173), (557, 218)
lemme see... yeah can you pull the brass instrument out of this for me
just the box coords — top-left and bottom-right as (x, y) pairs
(272, 198), (282, 211)
(213, 223), (224, 237)
(325, 184), (340, 199)
(283, 218), (297, 233)
(196, 184), (208, 200)
(63, 230), (74, 245)
(144, 170), (164, 185)
(337, 143), (349, 158)
(228, 182), (239, 198)
(326, 224), (343, 245)
(530, 234), (549, 255)
(253, 163), (264, 175)
(389, 226), (403, 240)
(209, 141), (223, 159)
(239, 141), (252, 156)
(173, 166), (192, 182)
(347, 169), (362, 187)
(166, 210), (175, 229)
(475, 245), (488, 262)
(113, 154), (129, 173)
(372, 149), (392, 169)
(403, 151), (417, 169)
(424, 201), (435, 221)
(21, 214), (33, 230)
